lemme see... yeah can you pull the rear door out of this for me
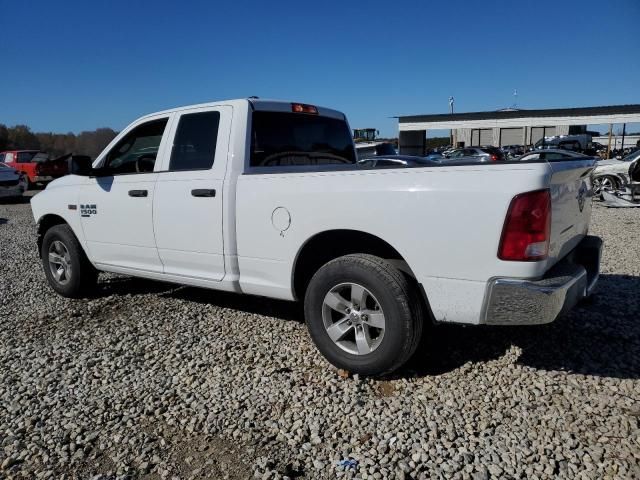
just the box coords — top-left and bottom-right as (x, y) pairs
(152, 105), (232, 281)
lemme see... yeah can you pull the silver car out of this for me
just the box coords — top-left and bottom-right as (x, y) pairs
(0, 162), (28, 200)
(443, 147), (506, 163)
(592, 149), (640, 195)
(517, 149), (590, 162)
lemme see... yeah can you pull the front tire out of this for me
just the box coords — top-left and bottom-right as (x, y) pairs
(41, 224), (98, 298)
(304, 254), (423, 376)
(593, 175), (618, 197)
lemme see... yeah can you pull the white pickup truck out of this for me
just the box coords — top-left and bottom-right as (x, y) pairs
(31, 99), (602, 375)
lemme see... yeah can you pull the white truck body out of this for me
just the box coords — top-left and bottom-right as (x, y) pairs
(31, 99), (602, 374)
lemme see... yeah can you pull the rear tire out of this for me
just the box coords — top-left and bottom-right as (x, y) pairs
(304, 254), (424, 376)
(41, 224), (98, 298)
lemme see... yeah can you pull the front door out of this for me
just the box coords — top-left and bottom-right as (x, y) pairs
(152, 106), (231, 280)
(79, 116), (171, 273)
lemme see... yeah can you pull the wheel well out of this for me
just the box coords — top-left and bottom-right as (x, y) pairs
(36, 214), (67, 256)
(293, 230), (411, 301)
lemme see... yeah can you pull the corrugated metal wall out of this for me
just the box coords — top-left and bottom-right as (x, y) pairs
(471, 129), (493, 146)
(530, 127), (556, 144)
(500, 128), (524, 146)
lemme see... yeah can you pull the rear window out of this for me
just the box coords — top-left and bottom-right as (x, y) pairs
(169, 111), (220, 171)
(17, 151), (39, 163)
(250, 111), (355, 168)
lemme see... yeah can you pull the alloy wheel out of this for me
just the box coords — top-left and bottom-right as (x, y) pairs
(321, 282), (386, 355)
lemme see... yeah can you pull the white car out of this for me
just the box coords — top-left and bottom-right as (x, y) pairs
(0, 162), (28, 199)
(31, 99), (602, 375)
(592, 149), (640, 195)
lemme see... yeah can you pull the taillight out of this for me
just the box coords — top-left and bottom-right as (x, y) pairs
(498, 189), (551, 261)
(35, 164), (41, 174)
(291, 103), (318, 114)
(490, 154), (498, 161)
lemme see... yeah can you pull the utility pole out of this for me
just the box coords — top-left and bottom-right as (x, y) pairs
(621, 123), (626, 153)
(449, 96), (454, 147)
(607, 124), (613, 159)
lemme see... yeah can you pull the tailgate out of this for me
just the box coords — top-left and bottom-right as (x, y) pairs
(546, 158), (597, 266)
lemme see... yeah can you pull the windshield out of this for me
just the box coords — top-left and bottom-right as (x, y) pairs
(250, 111), (356, 167)
(621, 149), (640, 162)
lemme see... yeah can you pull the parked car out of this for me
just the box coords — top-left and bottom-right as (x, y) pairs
(0, 150), (69, 187)
(517, 149), (592, 162)
(31, 98), (601, 376)
(533, 134), (592, 153)
(592, 149), (640, 195)
(423, 152), (444, 161)
(501, 145), (525, 159)
(442, 146), (505, 162)
(355, 142), (397, 160)
(357, 155), (439, 168)
(0, 162), (28, 200)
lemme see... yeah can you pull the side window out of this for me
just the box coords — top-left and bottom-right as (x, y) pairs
(17, 152), (37, 163)
(4, 152), (14, 163)
(358, 159), (375, 167)
(0, 153), (5, 162)
(521, 153), (540, 162)
(169, 111), (220, 171)
(104, 119), (167, 174)
(544, 152), (570, 161)
(463, 149), (476, 156)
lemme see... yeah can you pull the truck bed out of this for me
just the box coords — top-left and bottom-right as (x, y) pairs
(235, 158), (596, 324)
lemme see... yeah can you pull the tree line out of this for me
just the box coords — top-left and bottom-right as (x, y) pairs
(0, 124), (118, 160)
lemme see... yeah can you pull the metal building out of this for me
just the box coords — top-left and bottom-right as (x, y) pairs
(397, 104), (640, 155)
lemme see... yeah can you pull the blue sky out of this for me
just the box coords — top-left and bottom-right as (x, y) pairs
(1, 0), (639, 137)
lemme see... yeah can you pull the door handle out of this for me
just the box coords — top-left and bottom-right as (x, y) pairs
(128, 189), (148, 197)
(191, 189), (216, 197)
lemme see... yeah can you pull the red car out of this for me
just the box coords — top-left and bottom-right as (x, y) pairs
(0, 150), (68, 187)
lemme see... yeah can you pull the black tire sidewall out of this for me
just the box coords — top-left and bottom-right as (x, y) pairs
(41, 225), (92, 297)
(304, 255), (417, 375)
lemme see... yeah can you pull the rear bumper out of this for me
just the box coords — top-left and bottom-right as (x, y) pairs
(481, 235), (602, 325)
(32, 175), (54, 182)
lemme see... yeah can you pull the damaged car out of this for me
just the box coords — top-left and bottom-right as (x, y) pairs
(593, 149), (640, 196)
(598, 153), (640, 206)
(0, 162), (28, 200)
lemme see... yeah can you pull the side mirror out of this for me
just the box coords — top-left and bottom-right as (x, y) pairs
(68, 155), (93, 176)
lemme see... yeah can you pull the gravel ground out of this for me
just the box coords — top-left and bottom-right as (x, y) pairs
(0, 193), (639, 480)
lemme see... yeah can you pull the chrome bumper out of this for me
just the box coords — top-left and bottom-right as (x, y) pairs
(482, 236), (603, 325)
(33, 175), (54, 182)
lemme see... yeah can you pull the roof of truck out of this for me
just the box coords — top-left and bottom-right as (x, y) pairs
(137, 98), (345, 121)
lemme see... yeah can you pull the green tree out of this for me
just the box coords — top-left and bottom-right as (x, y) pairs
(7, 125), (40, 150)
(0, 124), (9, 151)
